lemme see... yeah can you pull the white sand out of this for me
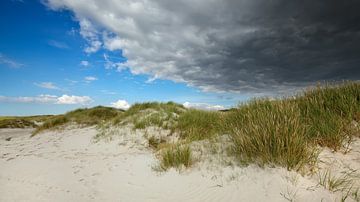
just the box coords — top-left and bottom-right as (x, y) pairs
(0, 127), (359, 202)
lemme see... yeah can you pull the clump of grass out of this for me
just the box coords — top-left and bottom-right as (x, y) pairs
(133, 113), (164, 129)
(159, 145), (193, 171)
(65, 106), (122, 125)
(113, 102), (185, 124)
(174, 109), (223, 141)
(318, 170), (357, 193)
(0, 118), (37, 128)
(226, 81), (359, 170)
(148, 136), (166, 150)
(227, 99), (316, 170)
(32, 106), (122, 135)
(296, 82), (360, 149)
(31, 115), (68, 135)
(0, 115), (53, 128)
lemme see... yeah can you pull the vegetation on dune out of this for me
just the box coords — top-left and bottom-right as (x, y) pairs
(112, 101), (185, 129)
(148, 136), (167, 150)
(92, 81), (359, 171)
(0, 118), (37, 128)
(226, 99), (317, 170)
(158, 145), (193, 171)
(227, 81), (360, 170)
(32, 106), (122, 135)
(297, 82), (360, 149)
(0, 115), (53, 128)
(174, 109), (224, 141)
(22, 81), (359, 172)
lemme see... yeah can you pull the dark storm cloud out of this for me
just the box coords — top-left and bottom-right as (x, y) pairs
(47, 0), (360, 94)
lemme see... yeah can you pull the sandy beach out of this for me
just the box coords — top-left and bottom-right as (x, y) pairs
(1, 127), (359, 202)
(2, 0), (360, 201)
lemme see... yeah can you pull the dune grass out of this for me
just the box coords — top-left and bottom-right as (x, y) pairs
(112, 101), (185, 129)
(296, 82), (360, 149)
(0, 115), (53, 128)
(32, 106), (122, 135)
(0, 118), (37, 128)
(226, 99), (316, 170)
(148, 136), (167, 150)
(158, 145), (193, 171)
(174, 109), (224, 141)
(226, 81), (360, 170)
(26, 81), (360, 171)
(318, 170), (355, 193)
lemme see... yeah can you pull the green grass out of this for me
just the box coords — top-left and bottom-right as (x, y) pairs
(133, 112), (165, 129)
(148, 136), (167, 150)
(0, 118), (37, 128)
(318, 170), (357, 193)
(159, 145), (193, 171)
(174, 109), (224, 141)
(226, 81), (359, 170)
(113, 102), (184, 121)
(296, 82), (360, 149)
(32, 106), (122, 135)
(227, 99), (316, 170)
(0, 115), (53, 128)
(112, 101), (185, 129)
(21, 81), (360, 172)
(91, 81), (360, 171)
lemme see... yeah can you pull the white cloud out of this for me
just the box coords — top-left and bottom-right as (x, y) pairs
(80, 60), (90, 67)
(34, 82), (60, 90)
(0, 94), (93, 105)
(84, 76), (98, 83)
(43, 0), (360, 95)
(34, 94), (59, 103)
(43, 0), (244, 92)
(0, 53), (24, 68)
(78, 18), (102, 53)
(48, 40), (70, 49)
(56, 95), (93, 105)
(0, 94), (57, 103)
(65, 79), (78, 85)
(110, 99), (130, 110)
(100, 90), (117, 95)
(103, 53), (126, 71)
(183, 102), (225, 111)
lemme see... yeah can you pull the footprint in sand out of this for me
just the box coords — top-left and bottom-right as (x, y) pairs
(91, 172), (101, 177)
(6, 157), (15, 161)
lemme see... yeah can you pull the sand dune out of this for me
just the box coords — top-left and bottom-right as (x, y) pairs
(0, 127), (359, 202)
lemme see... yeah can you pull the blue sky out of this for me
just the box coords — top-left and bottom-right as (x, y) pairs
(0, 0), (247, 115)
(3, 0), (357, 115)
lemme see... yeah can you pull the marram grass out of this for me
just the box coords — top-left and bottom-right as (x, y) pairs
(226, 99), (317, 170)
(28, 81), (360, 171)
(159, 145), (193, 171)
(226, 81), (359, 170)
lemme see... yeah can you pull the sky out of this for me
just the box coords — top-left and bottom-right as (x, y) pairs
(1, 0), (359, 115)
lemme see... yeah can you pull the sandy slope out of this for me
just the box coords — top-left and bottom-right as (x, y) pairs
(0, 127), (359, 202)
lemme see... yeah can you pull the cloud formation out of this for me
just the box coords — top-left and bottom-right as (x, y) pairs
(183, 102), (225, 111)
(110, 99), (130, 110)
(48, 40), (70, 49)
(0, 94), (93, 105)
(80, 60), (90, 67)
(84, 76), (98, 83)
(0, 53), (23, 68)
(45, 0), (360, 94)
(34, 82), (61, 90)
(56, 95), (93, 105)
